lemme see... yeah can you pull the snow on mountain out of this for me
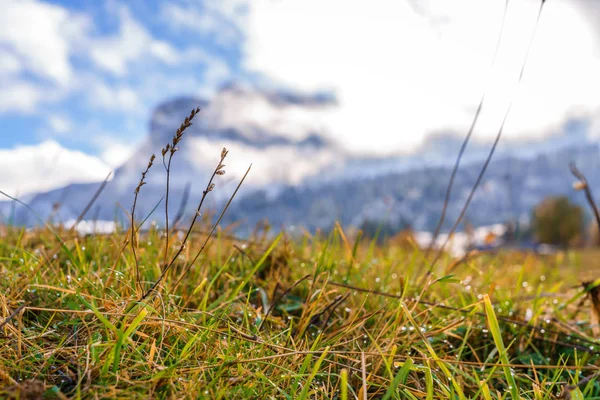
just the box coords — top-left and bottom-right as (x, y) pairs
(229, 142), (600, 234)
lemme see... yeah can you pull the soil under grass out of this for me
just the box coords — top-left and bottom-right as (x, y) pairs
(1, 224), (599, 399)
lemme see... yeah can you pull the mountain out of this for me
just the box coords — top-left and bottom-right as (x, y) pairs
(1, 84), (343, 226)
(2, 85), (599, 234)
(227, 143), (600, 233)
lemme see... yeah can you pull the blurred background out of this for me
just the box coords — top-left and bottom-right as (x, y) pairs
(1, 0), (600, 252)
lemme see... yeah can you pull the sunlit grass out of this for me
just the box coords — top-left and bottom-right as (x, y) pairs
(1, 222), (600, 399)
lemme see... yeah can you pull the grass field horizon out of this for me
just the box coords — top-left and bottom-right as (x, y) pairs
(2, 213), (600, 399)
(2, 108), (600, 399)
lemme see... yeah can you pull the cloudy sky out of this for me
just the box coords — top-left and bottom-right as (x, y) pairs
(1, 0), (599, 196)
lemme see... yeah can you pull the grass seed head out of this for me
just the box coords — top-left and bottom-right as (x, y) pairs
(573, 181), (587, 191)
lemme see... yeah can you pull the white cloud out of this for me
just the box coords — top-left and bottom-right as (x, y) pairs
(0, 81), (46, 113)
(242, 0), (600, 155)
(89, 6), (181, 76)
(88, 82), (141, 112)
(100, 144), (135, 169)
(0, 0), (235, 121)
(161, 2), (245, 46)
(0, 0), (89, 86)
(196, 53), (232, 88)
(47, 115), (72, 134)
(92, 135), (138, 169)
(0, 50), (22, 76)
(203, 85), (334, 141)
(186, 137), (340, 187)
(0, 0), (89, 113)
(0, 140), (112, 197)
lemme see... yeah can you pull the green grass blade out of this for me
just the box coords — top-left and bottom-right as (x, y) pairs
(483, 294), (519, 399)
(382, 357), (413, 400)
(298, 347), (330, 400)
(230, 233), (282, 300)
(340, 368), (348, 400)
(425, 364), (433, 400)
(401, 303), (465, 399)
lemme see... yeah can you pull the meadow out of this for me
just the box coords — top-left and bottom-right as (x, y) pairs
(2, 108), (600, 399)
(2, 219), (600, 399)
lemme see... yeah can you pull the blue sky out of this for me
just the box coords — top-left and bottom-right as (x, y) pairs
(1, 0), (247, 166)
(1, 0), (600, 196)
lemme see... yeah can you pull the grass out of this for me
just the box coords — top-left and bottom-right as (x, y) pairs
(0, 1), (565, 397)
(2, 103), (600, 399)
(1, 222), (600, 399)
